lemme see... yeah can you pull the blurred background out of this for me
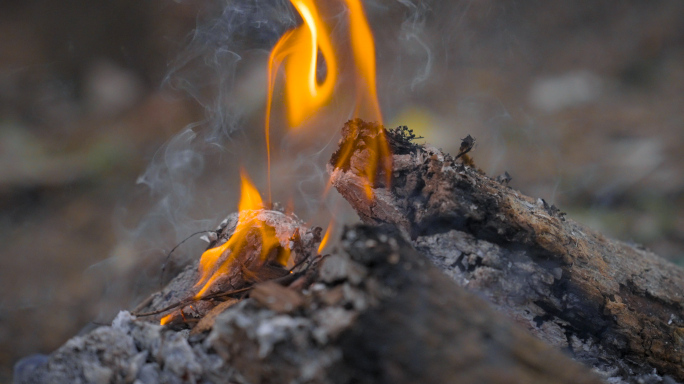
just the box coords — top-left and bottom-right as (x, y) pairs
(1, 0), (683, 380)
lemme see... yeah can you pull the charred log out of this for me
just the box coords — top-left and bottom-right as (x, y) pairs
(15, 225), (602, 384)
(329, 119), (684, 383)
(331, 225), (601, 384)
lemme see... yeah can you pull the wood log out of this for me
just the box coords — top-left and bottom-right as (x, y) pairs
(15, 224), (604, 384)
(329, 119), (684, 382)
(330, 225), (602, 384)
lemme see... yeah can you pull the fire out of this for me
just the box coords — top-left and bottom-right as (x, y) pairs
(159, 0), (393, 327)
(193, 169), (290, 298)
(266, 0), (391, 200)
(343, 0), (382, 122)
(159, 313), (173, 326)
(196, 0), (388, 302)
(265, 0), (338, 199)
(317, 221), (333, 253)
(331, 0), (391, 198)
(266, 0), (337, 130)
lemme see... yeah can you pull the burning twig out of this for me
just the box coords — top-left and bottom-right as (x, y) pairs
(198, 253), (318, 302)
(133, 257), (316, 319)
(131, 287), (247, 318)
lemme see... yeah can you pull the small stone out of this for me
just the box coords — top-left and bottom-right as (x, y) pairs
(136, 363), (161, 384)
(314, 307), (358, 340)
(319, 254), (367, 285)
(496, 171), (512, 185)
(318, 285), (345, 306)
(342, 283), (368, 311)
(83, 364), (112, 384)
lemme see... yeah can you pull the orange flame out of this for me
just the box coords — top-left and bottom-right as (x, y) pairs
(265, 0), (338, 199)
(194, 169), (290, 298)
(343, 0), (382, 122)
(172, 1), (391, 327)
(266, 0), (337, 129)
(160, 313), (173, 326)
(317, 221), (333, 254)
(337, 0), (391, 198)
(265, 0), (391, 200)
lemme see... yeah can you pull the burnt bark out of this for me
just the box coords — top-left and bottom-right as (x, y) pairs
(16, 224), (605, 384)
(332, 225), (602, 384)
(132, 208), (320, 326)
(329, 119), (684, 382)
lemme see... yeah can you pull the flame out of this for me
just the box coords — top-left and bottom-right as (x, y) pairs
(169, 1), (392, 327)
(265, 0), (391, 200)
(266, 0), (337, 129)
(343, 0), (381, 122)
(160, 313), (173, 326)
(318, 221), (333, 253)
(336, 0), (392, 198)
(194, 169), (290, 298)
(265, 0), (338, 199)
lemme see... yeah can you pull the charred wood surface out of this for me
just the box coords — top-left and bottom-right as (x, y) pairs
(15, 225), (602, 384)
(329, 119), (684, 382)
(332, 225), (601, 384)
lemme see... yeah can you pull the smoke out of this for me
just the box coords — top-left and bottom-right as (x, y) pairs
(395, 0), (433, 91)
(164, 0), (297, 140)
(91, 0), (305, 316)
(102, 0), (455, 315)
(135, 0), (297, 239)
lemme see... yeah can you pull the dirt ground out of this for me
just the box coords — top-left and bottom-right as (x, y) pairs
(1, 0), (683, 381)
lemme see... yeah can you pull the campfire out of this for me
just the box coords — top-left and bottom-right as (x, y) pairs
(15, 1), (684, 384)
(135, 0), (395, 330)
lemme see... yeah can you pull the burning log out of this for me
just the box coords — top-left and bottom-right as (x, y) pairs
(12, 0), (681, 377)
(132, 207), (321, 328)
(329, 119), (684, 382)
(16, 224), (604, 384)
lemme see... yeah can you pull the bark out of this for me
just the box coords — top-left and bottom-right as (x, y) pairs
(329, 119), (684, 382)
(331, 225), (602, 384)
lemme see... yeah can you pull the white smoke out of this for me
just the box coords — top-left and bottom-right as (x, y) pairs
(92, 0), (303, 317)
(102, 0), (454, 317)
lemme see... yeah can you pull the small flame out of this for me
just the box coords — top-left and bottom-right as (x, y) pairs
(266, 0), (337, 130)
(318, 221), (333, 253)
(160, 313), (173, 326)
(335, 0), (392, 198)
(194, 169), (290, 298)
(174, 1), (393, 327)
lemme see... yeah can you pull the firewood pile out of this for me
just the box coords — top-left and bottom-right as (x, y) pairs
(15, 121), (684, 384)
